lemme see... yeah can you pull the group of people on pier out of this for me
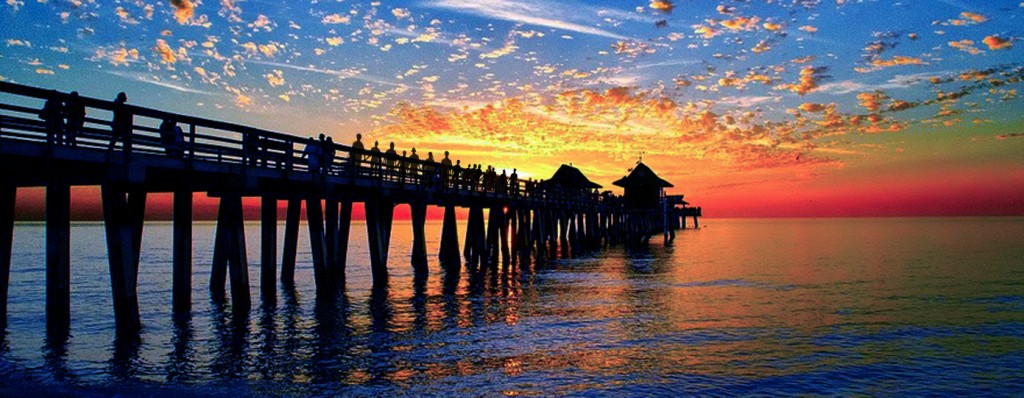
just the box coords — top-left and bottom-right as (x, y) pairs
(38, 90), (87, 148)
(301, 132), (529, 197)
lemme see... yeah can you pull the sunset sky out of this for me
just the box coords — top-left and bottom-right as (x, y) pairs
(2, 0), (1023, 217)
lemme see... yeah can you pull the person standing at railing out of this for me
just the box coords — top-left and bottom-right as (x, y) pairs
(370, 140), (382, 180)
(498, 169), (508, 196)
(302, 137), (320, 175)
(452, 160), (462, 190)
(350, 133), (364, 177)
(108, 92), (131, 156)
(323, 136), (336, 175)
(63, 91), (85, 148)
(159, 119), (184, 158)
(440, 151), (452, 190)
(384, 142), (398, 182)
(424, 152), (437, 187)
(510, 169), (519, 196)
(40, 91), (65, 147)
(399, 150), (408, 184)
(408, 148), (420, 186)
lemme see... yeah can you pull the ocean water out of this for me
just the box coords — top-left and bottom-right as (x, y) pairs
(0, 217), (1022, 396)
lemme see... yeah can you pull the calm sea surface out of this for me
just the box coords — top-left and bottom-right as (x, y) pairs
(1, 217), (1022, 396)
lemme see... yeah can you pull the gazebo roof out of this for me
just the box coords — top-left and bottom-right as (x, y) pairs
(612, 162), (673, 188)
(541, 164), (602, 189)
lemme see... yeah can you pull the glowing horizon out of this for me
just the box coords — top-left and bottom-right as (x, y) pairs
(2, 0), (1023, 218)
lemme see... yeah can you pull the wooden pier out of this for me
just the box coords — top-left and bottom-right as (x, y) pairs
(0, 81), (700, 340)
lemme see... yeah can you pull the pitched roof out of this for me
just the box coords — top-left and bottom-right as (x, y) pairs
(612, 162), (674, 188)
(541, 164), (602, 189)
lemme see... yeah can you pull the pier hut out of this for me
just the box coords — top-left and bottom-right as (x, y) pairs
(539, 165), (602, 256)
(612, 161), (676, 243)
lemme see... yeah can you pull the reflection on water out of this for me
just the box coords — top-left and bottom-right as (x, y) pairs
(1, 218), (1023, 395)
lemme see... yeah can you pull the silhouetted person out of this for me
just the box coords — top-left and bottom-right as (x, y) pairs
(323, 136), (336, 175)
(452, 160), (462, 190)
(400, 150), (408, 183)
(159, 119), (183, 158)
(302, 137), (320, 174)
(384, 142), (397, 181)
(510, 169), (519, 196)
(370, 140), (382, 179)
(350, 133), (364, 176)
(440, 150), (453, 189)
(108, 92), (131, 155)
(408, 148), (420, 184)
(173, 125), (185, 157)
(63, 91), (85, 147)
(424, 151), (436, 187)
(40, 91), (64, 146)
(498, 169), (508, 196)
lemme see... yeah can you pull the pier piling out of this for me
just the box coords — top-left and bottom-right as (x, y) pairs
(46, 177), (71, 340)
(172, 190), (192, 314)
(0, 181), (14, 327)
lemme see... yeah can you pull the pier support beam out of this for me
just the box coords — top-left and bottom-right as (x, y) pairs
(334, 200), (352, 286)
(0, 182), (15, 327)
(486, 206), (502, 267)
(306, 196), (328, 292)
(210, 194), (250, 313)
(46, 178), (71, 340)
(438, 204), (461, 271)
(560, 213), (571, 258)
(499, 207), (510, 267)
(260, 195), (276, 300)
(410, 202), (428, 275)
(172, 190), (192, 314)
(465, 206), (485, 269)
(324, 199), (338, 283)
(102, 185), (147, 334)
(210, 199), (229, 297)
(365, 196), (394, 286)
(226, 194), (250, 313)
(280, 198), (300, 285)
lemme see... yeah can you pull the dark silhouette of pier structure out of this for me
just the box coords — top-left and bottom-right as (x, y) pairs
(0, 81), (701, 340)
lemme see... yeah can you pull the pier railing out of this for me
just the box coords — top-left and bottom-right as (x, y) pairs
(0, 81), (609, 209)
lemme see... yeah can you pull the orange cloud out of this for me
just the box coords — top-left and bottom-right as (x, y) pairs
(169, 0), (196, 25)
(650, 0), (674, 13)
(983, 35), (1012, 50)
